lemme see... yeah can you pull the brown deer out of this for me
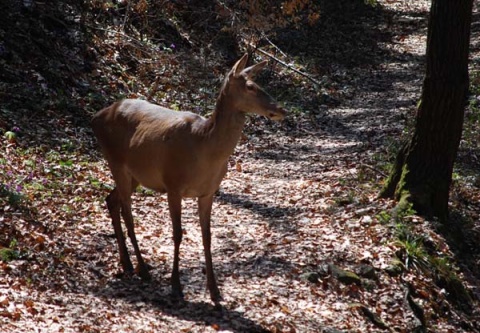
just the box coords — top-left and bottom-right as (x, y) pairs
(91, 54), (286, 304)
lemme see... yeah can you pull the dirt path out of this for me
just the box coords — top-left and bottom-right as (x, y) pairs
(2, 1), (479, 332)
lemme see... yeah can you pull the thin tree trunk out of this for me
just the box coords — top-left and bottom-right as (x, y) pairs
(379, 0), (474, 220)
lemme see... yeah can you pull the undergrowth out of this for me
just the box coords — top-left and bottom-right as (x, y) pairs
(377, 204), (474, 314)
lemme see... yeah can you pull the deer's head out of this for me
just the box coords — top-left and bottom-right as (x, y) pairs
(223, 54), (286, 121)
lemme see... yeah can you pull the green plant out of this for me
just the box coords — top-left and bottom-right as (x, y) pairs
(376, 202), (416, 226)
(0, 248), (19, 262)
(289, 105), (304, 116)
(138, 187), (155, 196)
(88, 176), (102, 189)
(395, 201), (416, 219)
(394, 233), (430, 272)
(376, 210), (391, 224)
(430, 256), (454, 279)
(430, 256), (473, 312)
(0, 183), (25, 207)
(59, 159), (74, 168)
(333, 192), (355, 206)
(388, 200), (432, 272)
(0, 239), (20, 262)
(390, 217), (472, 312)
(364, 0), (378, 7)
(23, 159), (36, 168)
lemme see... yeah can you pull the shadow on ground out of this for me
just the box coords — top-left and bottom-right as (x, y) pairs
(98, 277), (270, 332)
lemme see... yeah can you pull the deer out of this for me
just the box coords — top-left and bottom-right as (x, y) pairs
(91, 54), (286, 305)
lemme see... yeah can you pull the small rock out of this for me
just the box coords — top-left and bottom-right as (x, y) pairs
(356, 264), (377, 280)
(318, 264), (330, 277)
(385, 261), (404, 277)
(329, 264), (361, 285)
(300, 272), (320, 283)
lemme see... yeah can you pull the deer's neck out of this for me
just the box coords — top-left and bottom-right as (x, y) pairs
(203, 94), (246, 161)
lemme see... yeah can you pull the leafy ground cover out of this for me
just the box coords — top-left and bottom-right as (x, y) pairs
(1, 0), (480, 332)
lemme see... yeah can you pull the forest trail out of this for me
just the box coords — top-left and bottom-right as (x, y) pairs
(1, 1), (479, 332)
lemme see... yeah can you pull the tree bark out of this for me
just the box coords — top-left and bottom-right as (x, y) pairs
(380, 0), (474, 221)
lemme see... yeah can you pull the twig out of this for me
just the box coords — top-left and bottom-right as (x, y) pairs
(359, 163), (388, 178)
(147, 75), (162, 101)
(405, 285), (427, 330)
(250, 46), (322, 87)
(87, 25), (142, 44)
(86, 25), (153, 56)
(261, 33), (288, 58)
(122, 0), (132, 33)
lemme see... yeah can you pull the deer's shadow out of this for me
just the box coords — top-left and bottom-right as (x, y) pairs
(96, 276), (269, 333)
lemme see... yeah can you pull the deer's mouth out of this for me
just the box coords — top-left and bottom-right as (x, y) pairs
(268, 107), (286, 121)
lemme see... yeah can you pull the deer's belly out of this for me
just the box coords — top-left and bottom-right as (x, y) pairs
(130, 164), (227, 198)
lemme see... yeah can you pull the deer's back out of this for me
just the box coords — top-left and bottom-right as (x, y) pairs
(92, 99), (226, 197)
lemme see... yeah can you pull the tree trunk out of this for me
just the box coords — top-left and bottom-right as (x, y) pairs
(380, 0), (474, 221)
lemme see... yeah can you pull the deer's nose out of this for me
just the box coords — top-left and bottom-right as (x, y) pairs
(269, 107), (286, 121)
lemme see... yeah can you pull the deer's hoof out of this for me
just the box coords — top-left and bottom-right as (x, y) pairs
(135, 265), (152, 281)
(171, 287), (184, 300)
(210, 289), (223, 306)
(115, 270), (134, 280)
(121, 260), (135, 275)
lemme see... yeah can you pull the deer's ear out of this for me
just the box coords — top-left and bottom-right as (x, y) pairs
(232, 53), (249, 77)
(242, 60), (268, 78)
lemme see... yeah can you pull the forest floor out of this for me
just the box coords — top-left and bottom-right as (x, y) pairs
(1, 0), (480, 332)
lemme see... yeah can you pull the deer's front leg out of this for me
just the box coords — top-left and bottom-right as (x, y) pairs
(198, 194), (222, 304)
(168, 193), (183, 298)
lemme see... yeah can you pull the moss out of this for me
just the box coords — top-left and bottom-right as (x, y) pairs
(396, 190), (413, 213)
(378, 171), (396, 198)
(379, 142), (408, 199)
(329, 264), (362, 285)
(394, 162), (410, 199)
(385, 259), (404, 276)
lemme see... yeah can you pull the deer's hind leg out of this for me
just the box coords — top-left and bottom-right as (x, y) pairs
(110, 167), (151, 280)
(122, 178), (152, 281)
(106, 186), (134, 276)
